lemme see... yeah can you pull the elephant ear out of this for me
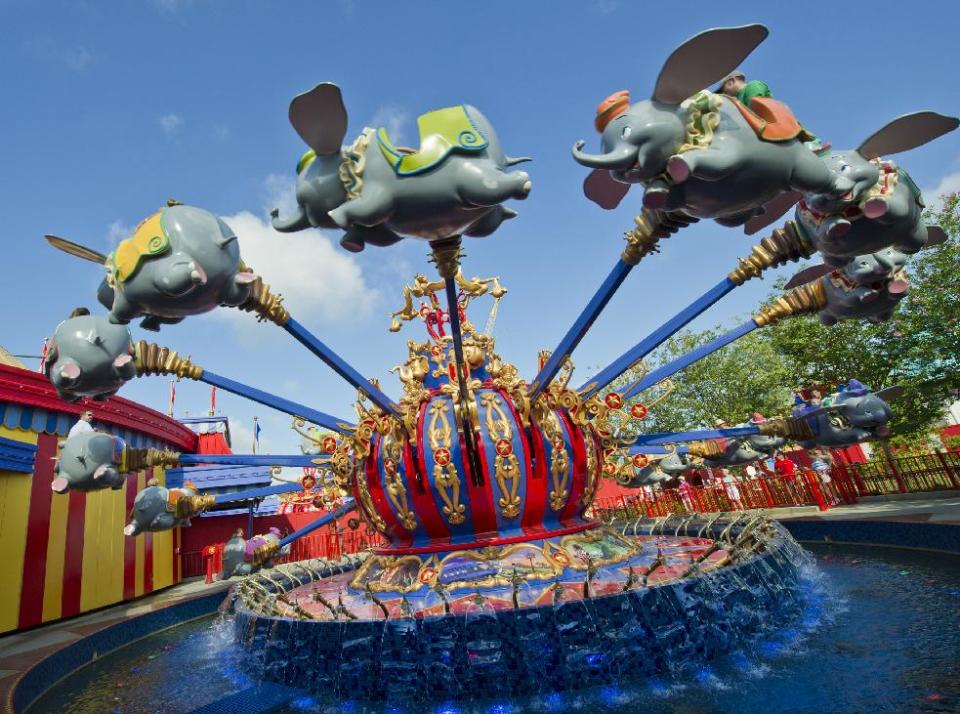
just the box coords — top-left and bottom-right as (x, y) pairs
(288, 82), (348, 156)
(875, 385), (905, 402)
(583, 169), (631, 209)
(784, 263), (833, 290)
(45, 235), (108, 264)
(857, 111), (960, 160)
(924, 225), (948, 248)
(651, 24), (769, 105)
(743, 191), (802, 235)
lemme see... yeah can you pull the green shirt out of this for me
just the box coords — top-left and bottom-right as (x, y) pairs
(737, 79), (772, 108)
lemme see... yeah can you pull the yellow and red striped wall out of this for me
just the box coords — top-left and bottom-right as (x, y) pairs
(0, 365), (196, 635)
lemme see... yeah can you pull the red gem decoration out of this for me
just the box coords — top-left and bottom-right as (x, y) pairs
(321, 436), (338, 453)
(630, 403), (648, 420)
(434, 448), (452, 466)
(419, 567), (437, 584)
(632, 454), (649, 469)
(495, 438), (513, 456)
(384, 458), (397, 474)
(604, 392), (623, 410)
(603, 461), (618, 475)
(301, 474), (317, 490)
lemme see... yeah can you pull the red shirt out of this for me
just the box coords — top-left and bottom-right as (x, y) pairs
(774, 457), (797, 479)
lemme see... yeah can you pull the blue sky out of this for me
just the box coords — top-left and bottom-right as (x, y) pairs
(2, 0), (958, 455)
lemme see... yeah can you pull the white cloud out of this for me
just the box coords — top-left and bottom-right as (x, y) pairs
(64, 46), (94, 72)
(924, 171), (960, 211)
(262, 173), (299, 219)
(368, 105), (410, 146)
(158, 113), (184, 140)
(105, 219), (132, 247)
(593, 0), (620, 14)
(218, 211), (378, 333)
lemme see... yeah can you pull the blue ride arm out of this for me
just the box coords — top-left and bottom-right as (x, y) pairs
(211, 481), (306, 505)
(283, 317), (401, 420)
(621, 320), (757, 400)
(529, 259), (634, 399)
(178, 454), (321, 467)
(580, 277), (736, 398)
(278, 498), (357, 548)
(629, 425), (759, 446)
(199, 369), (353, 434)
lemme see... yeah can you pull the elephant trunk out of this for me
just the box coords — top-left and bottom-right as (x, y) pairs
(571, 141), (637, 170)
(270, 206), (311, 233)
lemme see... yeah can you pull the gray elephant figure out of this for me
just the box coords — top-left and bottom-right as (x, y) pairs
(44, 313), (137, 402)
(704, 437), (765, 467)
(572, 24), (838, 226)
(53, 431), (126, 493)
(794, 380), (898, 448)
(745, 432), (785, 455)
(747, 111), (957, 256)
(783, 229), (946, 325)
(221, 527), (289, 578)
(124, 479), (199, 536)
(619, 451), (692, 488)
(798, 113), (957, 263)
(271, 83), (532, 252)
(46, 203), (256, 331)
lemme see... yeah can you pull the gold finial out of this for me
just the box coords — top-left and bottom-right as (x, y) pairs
(728, 220), (815, 285)
(166, 198), (182, 207)
(621, 209), (698, 265)
(178, 493), (216, 520)
(752, 281), (828, 327)
(687, 440), (725, 458)
(123, 446), (182, 471)
(252, 540), (281, 566)
(757, 416), (816, 441)
(429, 238), (463, 279)
(134, 341), (203, 380)
(235, 273), (290, 325)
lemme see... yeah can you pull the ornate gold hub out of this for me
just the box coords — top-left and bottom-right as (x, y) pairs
(480, 392), (522, 518)
(428, 400), (465, 525)
(381, 431), (417, 531)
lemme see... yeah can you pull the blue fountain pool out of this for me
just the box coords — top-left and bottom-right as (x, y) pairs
(27, 544), (960, 714)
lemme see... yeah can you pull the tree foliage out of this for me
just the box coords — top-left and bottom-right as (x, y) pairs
(616, 193), (960, 443)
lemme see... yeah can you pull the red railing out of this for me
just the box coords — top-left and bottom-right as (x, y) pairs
(590, 448), (960, 521)
(179, 526), (386, 579)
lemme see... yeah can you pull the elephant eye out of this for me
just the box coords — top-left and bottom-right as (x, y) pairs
(621, 126), (632, 139)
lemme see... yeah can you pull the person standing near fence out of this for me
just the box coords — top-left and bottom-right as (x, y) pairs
(812, 450), (840, 505)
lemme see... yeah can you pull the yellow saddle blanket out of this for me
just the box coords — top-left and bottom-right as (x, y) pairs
(377, 105), (488, 176)
(111, 210), (170, 284)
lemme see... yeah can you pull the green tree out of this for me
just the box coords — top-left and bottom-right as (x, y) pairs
(618, 193), (960, 443)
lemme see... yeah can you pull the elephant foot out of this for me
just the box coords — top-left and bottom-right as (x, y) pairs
(339, 234), (365, 253)
(642, 184), (669, 209)
(666, 155), (691, 183)
(862, 197), (888, 219)
(819, 313), (838, 326)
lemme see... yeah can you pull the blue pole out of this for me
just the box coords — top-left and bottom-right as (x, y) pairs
(579, 277), (736, 398)
(179, 453), (321, 467)
(199, 370), (354, 433)
(284, 318), (400, 420)
(246, 503), (254, 537)
(621, 320), (758, 400)
(529, 259), (634, 399)
(211, 481), (307, 504)
(278, 498), (357, 548)
(629, 425), (759, 446)
(626, 444), (691, 455)
(444, 276), (485, 487)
